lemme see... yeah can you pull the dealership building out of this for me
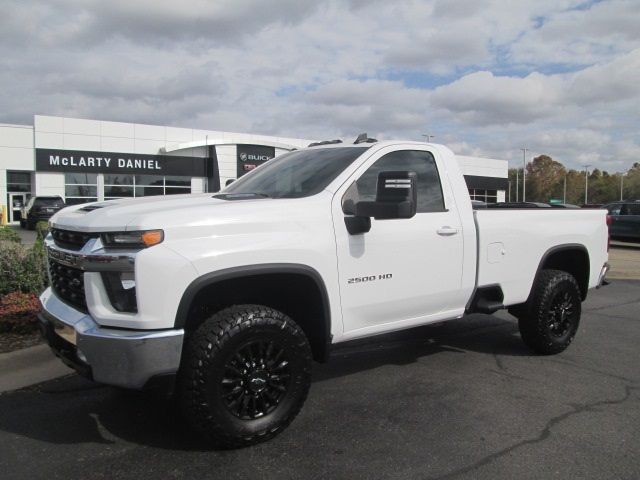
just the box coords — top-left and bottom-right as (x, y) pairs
(0, 115), (507, 224)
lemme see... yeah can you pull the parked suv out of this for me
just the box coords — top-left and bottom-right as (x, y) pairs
(20, 196), (65, 229)
(603, 201), (640, 241)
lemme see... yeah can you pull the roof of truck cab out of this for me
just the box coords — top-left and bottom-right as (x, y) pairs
(306, 140), (443, 149)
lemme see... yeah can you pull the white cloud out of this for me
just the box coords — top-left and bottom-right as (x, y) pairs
(0, 0), (638, 171)
(430, 71), (563, 124)
(510, 0), (640, 66)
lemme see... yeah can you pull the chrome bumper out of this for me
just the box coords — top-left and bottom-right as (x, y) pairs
(39, 288), (184, 390)
(596, 262), (610, 288)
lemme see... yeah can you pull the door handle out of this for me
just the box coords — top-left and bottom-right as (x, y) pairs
(437, 226), (459, 236)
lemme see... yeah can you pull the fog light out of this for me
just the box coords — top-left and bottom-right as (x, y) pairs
(120, 271), (136, 290)
(101, 271), (138, 313)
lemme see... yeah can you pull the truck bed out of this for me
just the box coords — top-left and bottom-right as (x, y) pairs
(474, 208), (609, 306)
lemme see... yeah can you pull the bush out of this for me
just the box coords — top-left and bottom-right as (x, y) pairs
(0, 226), (21, 243)
(35, 221), (50, 241)
(0, 291), (40, 333)
(0, 240), (48, 296)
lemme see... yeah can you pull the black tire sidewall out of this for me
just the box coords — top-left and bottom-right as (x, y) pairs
(203, 324), (310, 436)
(180, 305), (312, 447)
(536, 276), (581, 344)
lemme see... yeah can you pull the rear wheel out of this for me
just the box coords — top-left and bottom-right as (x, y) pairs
(517, 269), (582, 355)
(179, 305), (312, 448)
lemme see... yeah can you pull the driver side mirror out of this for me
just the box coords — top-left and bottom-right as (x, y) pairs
(344, 171), (418, 235)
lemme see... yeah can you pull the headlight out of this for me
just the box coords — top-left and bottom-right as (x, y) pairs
(101, 230), (164, 248)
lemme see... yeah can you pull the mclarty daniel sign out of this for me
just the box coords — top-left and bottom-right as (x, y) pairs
(35, 149), (207, 177)
(236, 144), (275, 178)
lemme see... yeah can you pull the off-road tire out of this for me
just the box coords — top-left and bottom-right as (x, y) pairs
(518, 269), (582, 355)
(179, 304), (312, 448)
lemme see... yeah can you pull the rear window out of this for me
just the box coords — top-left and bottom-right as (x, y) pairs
(34, 197), (65, 207)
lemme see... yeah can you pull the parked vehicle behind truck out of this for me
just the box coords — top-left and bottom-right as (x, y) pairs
(39, 139), (609, 447)
(20, 196), (65, 229)
(603, 201), (640, 241)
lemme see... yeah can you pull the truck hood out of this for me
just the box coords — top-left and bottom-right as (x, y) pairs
(50, 193), (325, 232)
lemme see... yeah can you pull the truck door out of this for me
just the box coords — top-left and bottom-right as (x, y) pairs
(331, 147), (465, 339)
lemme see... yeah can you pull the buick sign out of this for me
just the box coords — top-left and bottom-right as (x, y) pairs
(236, 144), (275, 178)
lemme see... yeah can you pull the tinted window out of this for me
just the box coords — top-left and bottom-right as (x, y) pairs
(343, 150), (445, 213)
(625, 203), (640, 215)
(104, 174), (133, 185)
(223, 147), (368, 199)
(606, 204), (622, 215)
(34, 197), (64, 207)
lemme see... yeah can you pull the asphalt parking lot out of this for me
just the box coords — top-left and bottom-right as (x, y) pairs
(0, 280), (638, 479)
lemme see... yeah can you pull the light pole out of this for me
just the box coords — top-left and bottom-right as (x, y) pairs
(563, 175), (567, 204)
(620, 173), (626, 201)
(515, 169), (519, 202)
(422, 134), (435, 143)
(521, 148), (529, 202)
(584, 164), (591, 205)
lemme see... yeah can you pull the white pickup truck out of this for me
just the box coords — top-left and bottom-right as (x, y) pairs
(39, 139), (610, 448)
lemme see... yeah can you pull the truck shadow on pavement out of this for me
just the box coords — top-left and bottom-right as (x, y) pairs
(0, 313), (530, 452)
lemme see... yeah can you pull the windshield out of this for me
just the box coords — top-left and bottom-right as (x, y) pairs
(221, 147), (369, 199)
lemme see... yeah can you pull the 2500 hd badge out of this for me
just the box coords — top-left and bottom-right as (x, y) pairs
(348, 273), (393, 284)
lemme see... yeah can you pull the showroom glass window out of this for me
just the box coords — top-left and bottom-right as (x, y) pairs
(65, 173), (98, 205)
(104, 174), (134, 200)
(134, 175), (164, 197)
(7, 171), (32, 192)
(107, 175), (191, 200)
(469, 189), (498, 203)
(343, 150), (445, 213)
(164, 176), (191, 195)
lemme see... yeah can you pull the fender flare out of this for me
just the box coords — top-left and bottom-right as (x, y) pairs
(174, 263), (332, 359)
(529, 243), (590, 300)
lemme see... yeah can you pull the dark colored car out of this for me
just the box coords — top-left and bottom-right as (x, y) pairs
(603, 201), (640, 241)
(20, 196), (65, 229)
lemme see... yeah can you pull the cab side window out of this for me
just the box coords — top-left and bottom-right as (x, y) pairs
(627, 203), (640, 215)
(343, 150), (445, 213)
(607, 204), (622, 215)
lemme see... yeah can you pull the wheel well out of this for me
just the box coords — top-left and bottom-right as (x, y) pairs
(178, 271), (330, 362)
(539, 247), (590, 300)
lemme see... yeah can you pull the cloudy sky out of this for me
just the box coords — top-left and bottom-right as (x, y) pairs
(1, 0), (638, 170)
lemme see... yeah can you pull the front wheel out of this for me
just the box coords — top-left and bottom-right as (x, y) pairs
(179, 305), (312, 448)
(517, 269), (582, 355)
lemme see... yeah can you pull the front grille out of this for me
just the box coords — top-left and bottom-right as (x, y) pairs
(48, 258), (87, 312)
(51, 228), (98, 251)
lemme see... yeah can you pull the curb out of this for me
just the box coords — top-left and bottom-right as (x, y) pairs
(0, 343), (72, 393)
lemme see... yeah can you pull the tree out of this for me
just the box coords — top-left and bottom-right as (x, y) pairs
(525, 155), (567, 202)
(507, 154), (638, 204)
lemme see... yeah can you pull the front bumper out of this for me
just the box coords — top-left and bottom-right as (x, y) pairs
(39, 288), (184, 390)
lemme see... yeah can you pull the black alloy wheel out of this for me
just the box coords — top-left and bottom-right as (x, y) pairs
(221, 339), (291, 420)
(547, 290), (577, 338)
(179, 304), (312, 448)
